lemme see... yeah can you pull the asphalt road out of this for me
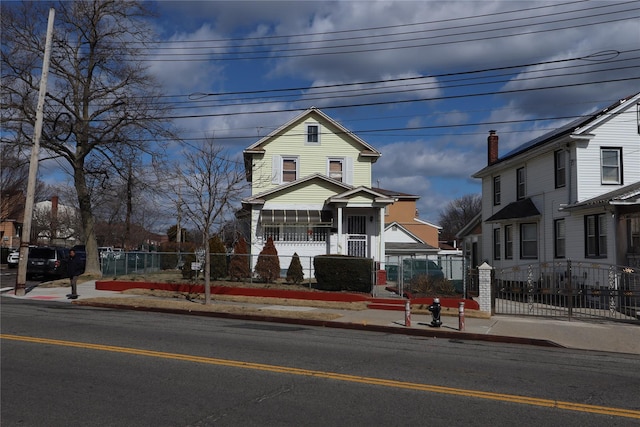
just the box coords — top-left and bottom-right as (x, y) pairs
(1, 268), (45, 291)
(2, 298), (639, 426)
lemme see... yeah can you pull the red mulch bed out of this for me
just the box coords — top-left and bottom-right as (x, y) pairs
(95, 280), (479, 310)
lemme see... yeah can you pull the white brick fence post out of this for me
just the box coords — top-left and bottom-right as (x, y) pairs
(477, 262), (493, 314)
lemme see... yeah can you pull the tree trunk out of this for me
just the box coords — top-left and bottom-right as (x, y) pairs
(203, 231), (211, 304)
(74, 164), (101, 276)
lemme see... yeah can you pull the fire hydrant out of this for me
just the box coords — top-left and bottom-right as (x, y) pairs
(428, 298), (442, 327)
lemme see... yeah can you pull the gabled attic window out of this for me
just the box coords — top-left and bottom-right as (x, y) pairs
(306, 123), (320, 144)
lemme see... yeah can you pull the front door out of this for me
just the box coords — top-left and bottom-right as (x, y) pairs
(346, 215), (367, 257)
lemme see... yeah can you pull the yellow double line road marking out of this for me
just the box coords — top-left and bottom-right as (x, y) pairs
(3, 333), (639, 419)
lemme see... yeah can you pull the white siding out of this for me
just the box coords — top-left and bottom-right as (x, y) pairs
(575, 110), (640, 201)
(250, 113), (373, 195)
(479, 98), (639, 269)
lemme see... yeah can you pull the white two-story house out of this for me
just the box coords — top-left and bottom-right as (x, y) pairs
(241, 107), (394, 275)
(472, 92), (640, 269)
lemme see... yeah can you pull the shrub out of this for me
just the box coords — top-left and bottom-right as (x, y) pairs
(408, 275), (457, 296)
(228, 238), (250, 281)
(255, 237), (280, 283)
(181, 253), (197, 280)
(286, 252), (304, 284)
(208, 235), (227, 280)
(314, 255), (372, 292)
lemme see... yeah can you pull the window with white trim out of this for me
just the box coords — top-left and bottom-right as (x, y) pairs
(282, 157), (297, 182)
(600, 148), (622, 185)
(306, 123), (320, 144)
(493, 228), (501, 260)
(493, 175), (501, 205)
(554, 150), (566, 188)
(504, 224), (513, 259)
(520, 223), (537, 259)
(516, 167), (526, 200)
(585, 214), (607, 257)
(554, 219), (565, 258)
(328, 158), (344, 182)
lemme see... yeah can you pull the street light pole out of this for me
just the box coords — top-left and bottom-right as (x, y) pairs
(15, 8), (55, 296)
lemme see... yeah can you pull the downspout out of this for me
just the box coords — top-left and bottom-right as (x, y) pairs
(566, 144), (572, 205)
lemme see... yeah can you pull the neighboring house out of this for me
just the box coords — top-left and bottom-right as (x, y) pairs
(375, 186), (439, 265)
(456, 212), (482, 268)
(383, 220), (439, 262)
(472, 92), (640, 269)
(0, 190), (24, 249)
(33, 196), (80, 246)
(374, 187), (441, 248)
(241, 107), (394, 275)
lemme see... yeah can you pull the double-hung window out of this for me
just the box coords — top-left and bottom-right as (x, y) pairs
(493, 228), (501, 260)
(601, 148), (622, 184)
(493, 176), (501, 205)
(306, 123), (320, 144)
(554, 219), (565, 258)
(554, 150), (566, 188)
(516, 167), (526, 200)
(504, 225), (513, 259)
(273, 155), (300, 184)
(328, 158), (344, 182)
(520, 223), (538, 259)
(282, 157), (297, 182)
(585, 214), (607, 257)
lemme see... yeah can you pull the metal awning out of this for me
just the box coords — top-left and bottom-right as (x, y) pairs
(260, 209), (333, 225)
(485, 198), (540, 222)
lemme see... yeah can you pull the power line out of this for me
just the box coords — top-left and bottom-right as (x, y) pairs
(127, 6), (639, 61)
(141, 3), (638, 58)
(129, 76), (640, 121)
(75, 49), (639, 106)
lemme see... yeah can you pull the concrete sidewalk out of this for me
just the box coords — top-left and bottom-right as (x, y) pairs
(2, 280), (639, 355)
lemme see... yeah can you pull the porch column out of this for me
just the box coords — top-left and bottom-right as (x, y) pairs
(478, 262), (493, 314)
(337, 207), (343, 254)
(379, 207), (385, 268)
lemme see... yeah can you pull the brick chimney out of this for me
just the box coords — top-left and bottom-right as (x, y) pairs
(488, 130), (499, 165)
(51, 195), (58, 220)
(51, 195), (59, 241)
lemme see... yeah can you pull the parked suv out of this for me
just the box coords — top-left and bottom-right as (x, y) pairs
(26, 247), (71, 279)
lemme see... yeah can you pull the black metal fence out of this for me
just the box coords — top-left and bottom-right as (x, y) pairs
(493, 260), (640, 322)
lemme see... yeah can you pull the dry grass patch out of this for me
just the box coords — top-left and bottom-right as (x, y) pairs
(76, 296), (344, 321)
(121, 288), (368, 311)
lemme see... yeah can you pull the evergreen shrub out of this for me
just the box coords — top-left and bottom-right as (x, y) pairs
(286, 252), (304, 284)
(228, 238), (251, 281)
(255, 237), (280, 283)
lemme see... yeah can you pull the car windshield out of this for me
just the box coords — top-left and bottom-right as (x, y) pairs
(29, 248), (55, 258)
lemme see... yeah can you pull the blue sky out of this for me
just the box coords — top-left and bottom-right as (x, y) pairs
(46, 1), (640, 224)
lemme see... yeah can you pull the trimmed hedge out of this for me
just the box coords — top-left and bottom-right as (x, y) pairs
(314, 255), (373, 293)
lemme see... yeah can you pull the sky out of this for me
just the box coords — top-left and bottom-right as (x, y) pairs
(42, 1), (640, 224)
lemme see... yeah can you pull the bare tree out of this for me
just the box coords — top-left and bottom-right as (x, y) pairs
(168, 140), (248, 304)
(438, 194), (482, 242)
(0, 144), (29, 224)
(1, 1), (174, 275)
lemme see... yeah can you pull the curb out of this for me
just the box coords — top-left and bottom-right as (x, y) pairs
(74, 300), (564, 349)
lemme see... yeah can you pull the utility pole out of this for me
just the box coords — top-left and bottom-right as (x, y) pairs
(15, 8), (55, 295)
